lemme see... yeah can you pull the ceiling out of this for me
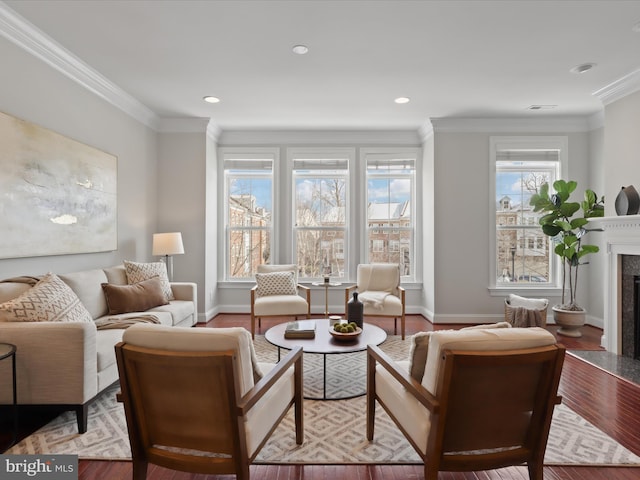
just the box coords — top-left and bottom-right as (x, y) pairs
(4, 0), (640, 130)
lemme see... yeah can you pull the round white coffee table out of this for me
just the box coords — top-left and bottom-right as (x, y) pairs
(265, 319), (387, 400)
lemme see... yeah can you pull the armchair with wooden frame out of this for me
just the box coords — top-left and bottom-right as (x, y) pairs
(345, 263), (406, 339)
(250, 264), (310, 338)
(115, 323), (303, 480)
(367, 326), (565, 480)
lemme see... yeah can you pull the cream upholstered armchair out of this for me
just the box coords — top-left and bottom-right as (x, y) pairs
(115, 323), (303, 480)
(345, 263), (406, 339)
(367, 326), (565, 480)
(250, 264), (310, 339)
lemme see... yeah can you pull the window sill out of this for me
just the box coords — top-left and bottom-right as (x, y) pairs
(488, 286), (562, 297)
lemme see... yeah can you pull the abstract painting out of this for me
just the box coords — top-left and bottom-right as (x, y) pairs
(0, 111), (117, 259)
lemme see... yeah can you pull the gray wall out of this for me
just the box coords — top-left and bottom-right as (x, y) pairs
(431, 127), (593, 324)
(0, 35), (158, 279)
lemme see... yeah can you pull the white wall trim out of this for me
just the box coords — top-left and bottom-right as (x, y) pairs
(0, 2), (160, 130)
(593, 67), (640, 106)
(431, 116), (593, 133)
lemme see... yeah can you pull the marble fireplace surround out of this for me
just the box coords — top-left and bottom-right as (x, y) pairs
(597, 215), (640, 354)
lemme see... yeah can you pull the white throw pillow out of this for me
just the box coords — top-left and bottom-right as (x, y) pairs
(124, 260), (174, 301)
(255, 271), (297, 297)
(0, 272), (93, 323)
(508, 294), (548, 310)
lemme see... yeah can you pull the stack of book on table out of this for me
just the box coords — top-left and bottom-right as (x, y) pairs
(284, 320), (316, 339)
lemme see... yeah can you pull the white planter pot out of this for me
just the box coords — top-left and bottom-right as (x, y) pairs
(552, 306), (586, 338)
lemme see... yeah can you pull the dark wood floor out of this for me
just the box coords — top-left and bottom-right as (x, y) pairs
(6, 314), (640, 479)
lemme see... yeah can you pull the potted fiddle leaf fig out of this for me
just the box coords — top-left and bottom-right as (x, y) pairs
(529, 180), (604, 337)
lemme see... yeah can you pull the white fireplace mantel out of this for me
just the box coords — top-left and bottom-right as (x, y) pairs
(590, 215), (640, 353)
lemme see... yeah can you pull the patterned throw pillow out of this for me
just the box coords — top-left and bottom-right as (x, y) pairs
(0, 272), (93, 323)
(124, 261), (174, 301)
(255, 271), (297, 297)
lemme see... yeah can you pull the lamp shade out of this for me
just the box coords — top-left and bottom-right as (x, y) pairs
(152, 232), (184, 256)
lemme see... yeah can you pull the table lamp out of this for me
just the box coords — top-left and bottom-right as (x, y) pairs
(152, 232), (184, 281)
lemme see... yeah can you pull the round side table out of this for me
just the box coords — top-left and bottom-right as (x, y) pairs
(0, 343), (17, 450)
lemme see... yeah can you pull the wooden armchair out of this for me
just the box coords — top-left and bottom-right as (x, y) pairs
(367, 327), (565, 480)
(345, 263), (405, 339)
(250, 264), (310, 338)
(115, 324), (303, 480)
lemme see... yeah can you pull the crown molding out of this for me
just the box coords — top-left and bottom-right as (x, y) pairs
(593, 68), (640, 106)
(0, 2), (159, 130)
(418, 121), (434, 142)
(430, 116), (593, 133)
(156, 117), (211, 133)
(218, 129), (422, 146)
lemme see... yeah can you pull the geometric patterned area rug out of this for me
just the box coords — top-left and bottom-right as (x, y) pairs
(7, 336), (640, 466)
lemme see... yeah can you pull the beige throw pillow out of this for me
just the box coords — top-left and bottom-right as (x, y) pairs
(255, 271), (297, 297)
(124, 260), (174, 301)
(0, 272), (93, 323)
(101, 276), (169, 315)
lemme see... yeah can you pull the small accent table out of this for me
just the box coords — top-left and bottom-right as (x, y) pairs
(311, 281), (342, 318)
(0, 343), (17, 450)
(265, 319), (387, 400)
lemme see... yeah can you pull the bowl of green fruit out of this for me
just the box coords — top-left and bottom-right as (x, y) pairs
(329, 321), (362, 341)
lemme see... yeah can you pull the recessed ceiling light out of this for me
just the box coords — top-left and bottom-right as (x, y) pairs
(292, 45), (309, 55)
(394, 97), (410, 104)
(570, 63), (596, 74)
(203, 96), (220, 104)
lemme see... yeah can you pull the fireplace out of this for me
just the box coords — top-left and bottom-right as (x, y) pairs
(598, 215), (640, 354)
(620, 257), (640, 358)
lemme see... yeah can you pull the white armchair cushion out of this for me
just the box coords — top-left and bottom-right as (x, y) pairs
(421, 327), (557, 395)
(375, 360), (431, 456)
(408, 323), (512, 383)
(357, 263), (399, 295)
(123, 324), (257, 396)
(253, 294), (309, 317)
(244, 362), (295, 457)
(255, 271), (297, 297)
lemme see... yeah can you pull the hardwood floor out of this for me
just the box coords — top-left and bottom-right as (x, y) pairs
(7, 314), (640, 479)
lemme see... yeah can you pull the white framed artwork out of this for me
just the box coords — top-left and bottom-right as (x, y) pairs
(0, 111), (117, 259)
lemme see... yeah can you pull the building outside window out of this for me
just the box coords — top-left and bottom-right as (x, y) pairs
(365, 152), (416, 277)
(222, 151), (274, 280)
(292, 155), (348, 280)
(492, 137), (564, 286)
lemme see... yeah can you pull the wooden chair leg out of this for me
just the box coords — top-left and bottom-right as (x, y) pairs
(527, 461), (544, 480)
(394, 317), (397, 335)
(366, 350), (376, 441)
(251, 314), (256, 339)
(132, 459), (148, 480)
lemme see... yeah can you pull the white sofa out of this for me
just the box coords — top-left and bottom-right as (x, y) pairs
(0, 264), (197, 433)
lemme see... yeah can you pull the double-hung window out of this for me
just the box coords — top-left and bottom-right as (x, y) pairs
(364, 151), (416, 279)
(292, 153), (349, 281)
(491, 137), (566, 288)
(222, 150), (274, 280)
